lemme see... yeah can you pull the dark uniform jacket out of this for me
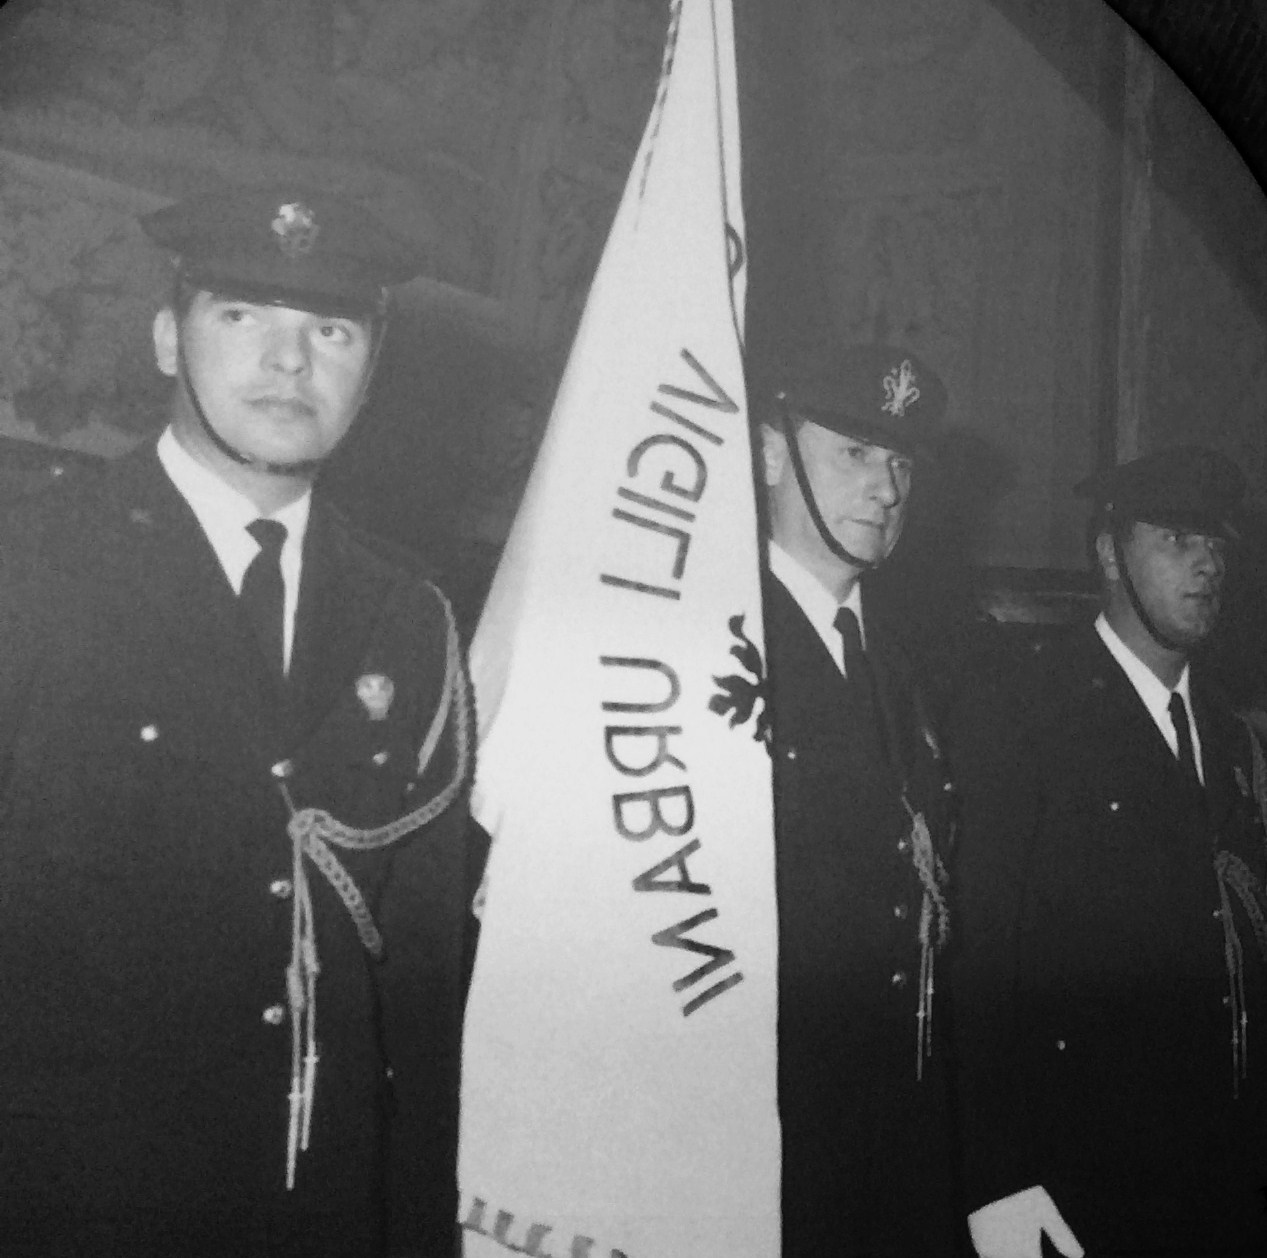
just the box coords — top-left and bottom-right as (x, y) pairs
(763, 572), (960, 1257)
(0, 446), (484, 1257)
(949, 623), (1267, 1256)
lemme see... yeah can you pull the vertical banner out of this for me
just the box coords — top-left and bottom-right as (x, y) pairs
(458, 1), (778, 1256)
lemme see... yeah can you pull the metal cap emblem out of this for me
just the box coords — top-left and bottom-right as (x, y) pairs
(881, 359), (921, 418)
(356, 673), (395, 721)
(271, 201), (320, 259)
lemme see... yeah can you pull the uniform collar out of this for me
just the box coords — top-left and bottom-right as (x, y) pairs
(768, 539), (865, 668)
(1095, 612), (1201, 778)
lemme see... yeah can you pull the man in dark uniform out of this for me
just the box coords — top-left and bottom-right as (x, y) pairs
(755, 344), (960, 1256)
(951, 448), (1267, 1258)
(0, 186), (485, 1257)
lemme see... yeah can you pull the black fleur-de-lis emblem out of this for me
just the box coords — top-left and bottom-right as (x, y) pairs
(709, 613), (770, 744)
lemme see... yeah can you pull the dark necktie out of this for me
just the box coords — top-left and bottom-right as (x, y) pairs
(241, 518), (288, 676)
(1168, 690), (1201, 790)
(835, 605), (885, 758)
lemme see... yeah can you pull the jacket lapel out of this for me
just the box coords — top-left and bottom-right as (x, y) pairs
(286, 500), (398, 747)
(100, 445), (288, 764)
(1191, 676), (1243, 839)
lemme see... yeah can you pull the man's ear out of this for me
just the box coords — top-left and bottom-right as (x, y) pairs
(1094, 530), (1119, 582)
(153, 308), (178, 378)
(759, 423), (787, 488)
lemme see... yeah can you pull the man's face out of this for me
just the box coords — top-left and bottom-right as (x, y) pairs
(1110, 521), (1227, 646)
(153, 293), (374, 470)
(763, 420), (913, 574)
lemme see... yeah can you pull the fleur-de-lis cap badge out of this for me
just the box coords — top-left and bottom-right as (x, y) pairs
(882, 358), (921, 418)
(765, 342), (948, 458)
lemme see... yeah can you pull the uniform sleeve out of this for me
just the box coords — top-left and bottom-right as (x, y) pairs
(945, 659), (1048, 1212)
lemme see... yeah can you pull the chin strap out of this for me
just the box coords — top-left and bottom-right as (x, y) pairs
(1111, 528), (1189, 653)
(778, 399), (876, 572)
(173, 308), (387, 478)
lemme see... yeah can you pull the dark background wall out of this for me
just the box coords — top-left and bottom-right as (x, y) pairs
(1, 0), (1266, 690)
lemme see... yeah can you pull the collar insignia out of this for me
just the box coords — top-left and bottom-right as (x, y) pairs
(356, 673), (394, 721)
(271, 201), (320, 259)
(882, 359), (921, 418)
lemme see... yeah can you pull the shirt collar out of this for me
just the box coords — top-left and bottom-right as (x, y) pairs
(156, 427), (311, 571)
(1095, 611), (1192, 710)
(768, 539), (864, 665)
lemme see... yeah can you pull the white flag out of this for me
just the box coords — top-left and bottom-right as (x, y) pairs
(458, 2), (778, 1255)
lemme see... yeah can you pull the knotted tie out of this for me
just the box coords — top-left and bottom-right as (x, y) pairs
(1168, 690), (1201, 790)
(835, 605), (885, 757)
(241, 518), (288, 676)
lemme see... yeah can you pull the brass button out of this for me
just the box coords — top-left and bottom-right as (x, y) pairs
(270, 759), (294, 780)
(1108, 800), (1121, 813)
(269, 879), (293, 900)
(786, 748), (797, 761)
(896, 838), (911, 855)
(139, 724), (160, 743)
(261, 1004), (285, 1026)
(890, 970), (908, 989)
(893, 904), (909, 921)
(1056, 1039), (1067, 1051)
(372, 750), (390, 767)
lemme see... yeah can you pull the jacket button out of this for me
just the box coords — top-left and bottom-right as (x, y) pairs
(896, 838), (911, 855)
(270, 759), (294, 780)
(786, 748), (797, 762)
(1108, 800), (1121, 812)
(269, 879), (293, 900)
(1056, 1039), (1067, 1051)
(139, 724), (160, 743)
(893, 904), (909, 921)
(262, 1004), (285, 1026)
(372, 750), (390, 766)
(890, 970), (908, 989)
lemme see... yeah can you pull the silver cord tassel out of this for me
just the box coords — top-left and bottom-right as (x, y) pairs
(270, 587), (471, 1188)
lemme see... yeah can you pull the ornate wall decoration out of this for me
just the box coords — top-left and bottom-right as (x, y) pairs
(0, 157), (169, 451)
(0, 0), (535, 290)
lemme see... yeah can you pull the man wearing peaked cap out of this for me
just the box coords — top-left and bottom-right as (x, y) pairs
(951, 446), (1267, 1257)
(0, 185), (486, 1257)
(751, 344), (962, 1255)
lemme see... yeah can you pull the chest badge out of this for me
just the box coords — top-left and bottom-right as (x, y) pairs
(356, 673), (394, 721)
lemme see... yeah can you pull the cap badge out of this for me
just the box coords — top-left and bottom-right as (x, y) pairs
(882, 359), (921, 419)
(271, 201), (320, 259)
(356, 673), (394, 721)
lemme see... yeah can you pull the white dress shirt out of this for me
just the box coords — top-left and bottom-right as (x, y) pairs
(156, 428), (311, 673)
(1095, 611), (1204, 783)
(767, 540), (865, 676)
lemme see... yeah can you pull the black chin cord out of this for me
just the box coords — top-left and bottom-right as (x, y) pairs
(173, 317), (386, 478)
(779, 406), (876, 572)
(1112, 531), (1188, 653)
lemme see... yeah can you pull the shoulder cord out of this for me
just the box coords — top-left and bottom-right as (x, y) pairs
(272, 585), (472, 1188)
(901, 709), (951, 1082)
(1216, 719), (1267, 1096)
(899, 687), (952, 1082)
